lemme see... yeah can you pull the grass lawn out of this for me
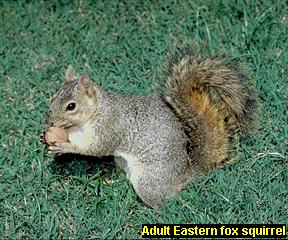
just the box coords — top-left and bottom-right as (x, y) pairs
(1, 0), (287, 238)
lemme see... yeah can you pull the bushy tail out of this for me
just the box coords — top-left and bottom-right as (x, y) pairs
(162, 51), (257, 170)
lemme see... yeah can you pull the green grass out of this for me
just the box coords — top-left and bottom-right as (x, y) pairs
(1, 0), (287, 238)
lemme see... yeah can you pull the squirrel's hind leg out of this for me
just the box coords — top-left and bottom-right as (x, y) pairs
(132, 163), (188, 208)
(114, 156), (127, 173)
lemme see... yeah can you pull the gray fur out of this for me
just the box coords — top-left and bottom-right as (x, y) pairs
(46, 52), (257, 207)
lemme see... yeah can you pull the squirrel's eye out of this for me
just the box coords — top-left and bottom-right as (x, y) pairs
(66, 103), (76, 111)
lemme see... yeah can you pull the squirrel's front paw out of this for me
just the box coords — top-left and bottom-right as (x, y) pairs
(47, 142), (77, 155)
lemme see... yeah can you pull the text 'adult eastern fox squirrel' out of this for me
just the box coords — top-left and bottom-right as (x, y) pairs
(44, 51), (257, 208)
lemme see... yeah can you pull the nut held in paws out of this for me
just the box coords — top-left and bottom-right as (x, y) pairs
(44, 127), (68, 145)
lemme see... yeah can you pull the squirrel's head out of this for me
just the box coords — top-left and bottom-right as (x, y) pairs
(46, 66), (99, 128)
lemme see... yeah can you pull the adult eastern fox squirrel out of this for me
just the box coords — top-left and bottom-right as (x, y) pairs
(44, 50), (257, 208)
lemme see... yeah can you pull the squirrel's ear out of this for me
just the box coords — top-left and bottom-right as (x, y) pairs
(65, 66), (75, 82)
(78, 75), (96, 97)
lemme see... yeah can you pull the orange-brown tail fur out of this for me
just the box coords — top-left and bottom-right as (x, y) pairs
(163, 52), (257, 171)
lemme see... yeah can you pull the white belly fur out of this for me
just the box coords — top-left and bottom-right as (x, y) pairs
(67, 122), (94, 149)
(114, 151), (143, 186)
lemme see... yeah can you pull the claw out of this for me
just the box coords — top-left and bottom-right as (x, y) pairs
(48, 145), (62, 154)
(47, 141), (76, 154)
(39, 133), (46, 144)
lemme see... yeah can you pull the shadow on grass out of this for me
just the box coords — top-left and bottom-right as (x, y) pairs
(48, 154), (116, 179)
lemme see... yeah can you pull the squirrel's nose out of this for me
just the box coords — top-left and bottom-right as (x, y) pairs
(46, 117), (53, 126)
(46, 112), (54, 126)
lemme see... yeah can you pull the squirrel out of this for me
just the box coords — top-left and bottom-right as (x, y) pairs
(45, 51), (257, 208)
